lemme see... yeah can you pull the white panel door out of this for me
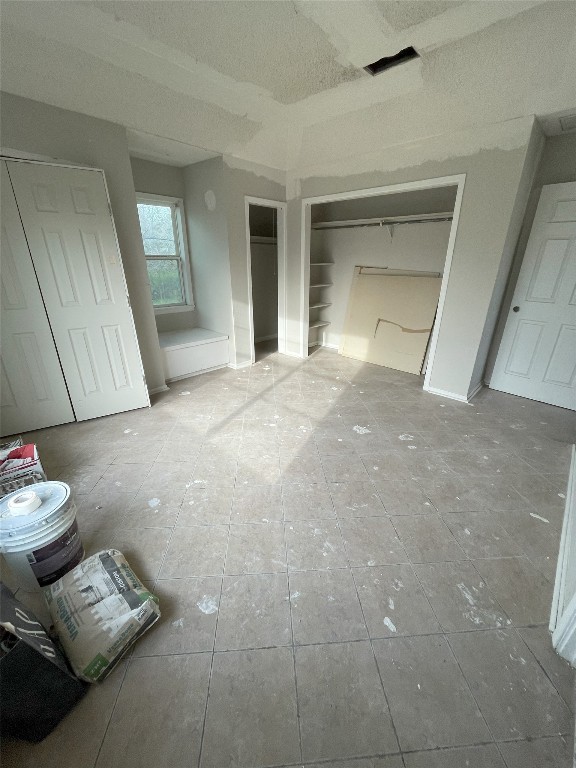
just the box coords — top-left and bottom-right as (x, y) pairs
(7, 161), (150, 421)
(0, 161), (75, 436)
(491, 182), (576, 410)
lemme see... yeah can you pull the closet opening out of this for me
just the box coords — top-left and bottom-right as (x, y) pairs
(245, 197), (287, 364)
(301, 176), (466, 393)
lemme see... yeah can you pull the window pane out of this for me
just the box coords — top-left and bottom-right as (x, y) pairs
(137, 203), (177, 255)
(146, 259), (185, 306)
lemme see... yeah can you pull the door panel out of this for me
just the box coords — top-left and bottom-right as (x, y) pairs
(7, 161), (150, 421)
(491, 182), (576, 409)
(0, 161), (75, 435)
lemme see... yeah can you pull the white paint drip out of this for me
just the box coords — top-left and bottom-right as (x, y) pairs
(464, 528), (471, 535)
(123, 428), (132, 434)
(147, 498), (161, 508)
(398, 434), (415, 441)
(558, 493), (566, 499)
(179, 391), (191, 396)
(383, 617), (397, 633)
(529, 512), (549, 523)
(290, 591), (301, 600)
(457, 583), (478, 606)
(388, 597), (395, 610)
(197, 596), (218, 614)
(392, 579), (404, 591)
(353, 425), (371, 434)
(172, 618), (184, 628)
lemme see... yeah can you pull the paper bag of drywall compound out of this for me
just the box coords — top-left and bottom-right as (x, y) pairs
(45, 549), (160, 683)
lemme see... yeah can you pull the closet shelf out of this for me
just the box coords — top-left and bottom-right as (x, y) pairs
(309, 283), (333, 288)
(309, 320), (330, 329)
(309, 262), (334, 266)
(309, 302), (331, 309)
(312, 212), (453, 230)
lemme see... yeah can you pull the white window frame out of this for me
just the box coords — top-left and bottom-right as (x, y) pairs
(136, 192), (194, 314)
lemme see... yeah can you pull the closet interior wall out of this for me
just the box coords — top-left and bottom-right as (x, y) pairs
(308, 188), (457, 353)
(249, 205), (278, 349)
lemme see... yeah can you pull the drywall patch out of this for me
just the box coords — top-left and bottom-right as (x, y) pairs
(223, 154), (287, 187)
(290, 116), (534, 190)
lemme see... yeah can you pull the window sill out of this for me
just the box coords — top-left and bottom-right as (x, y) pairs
(154, 304), (196, 316)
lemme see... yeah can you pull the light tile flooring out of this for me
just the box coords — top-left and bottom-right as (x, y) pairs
(2, 346), (575, 768)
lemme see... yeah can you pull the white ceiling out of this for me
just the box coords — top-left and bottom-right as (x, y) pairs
(1, 1), (575, 171)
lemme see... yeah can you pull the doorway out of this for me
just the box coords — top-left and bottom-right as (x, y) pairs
(245, 197), (287, 364)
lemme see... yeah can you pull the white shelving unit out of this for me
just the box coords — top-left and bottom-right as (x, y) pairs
(308, 260), (333, 349)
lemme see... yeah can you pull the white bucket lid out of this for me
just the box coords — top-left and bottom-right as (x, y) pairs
(0, 481), (71, 543)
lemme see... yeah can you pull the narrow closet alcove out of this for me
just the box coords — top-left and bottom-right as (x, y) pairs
(248, 203), (279, 362)
(306, 184), (459, 377)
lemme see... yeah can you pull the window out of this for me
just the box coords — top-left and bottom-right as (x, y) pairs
(136, 194), (194, 312)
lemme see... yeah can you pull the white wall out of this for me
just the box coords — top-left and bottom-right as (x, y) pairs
(183, 157), (233, 347)
(285, 117), (540, 400)
(0, 92), (166, 392)
(130, 156), (185, 199)
(312, 220), (452, 349)
(250, 241), (278, 342)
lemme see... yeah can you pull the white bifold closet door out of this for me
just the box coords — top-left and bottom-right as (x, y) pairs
(3, 160), (149, 429)
(1, 161), (75, 435)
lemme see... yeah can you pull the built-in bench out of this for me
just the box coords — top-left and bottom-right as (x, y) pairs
(158, 328), (229, 382)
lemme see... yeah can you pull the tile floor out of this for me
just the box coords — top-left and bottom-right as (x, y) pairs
(2, 345), (575, 768)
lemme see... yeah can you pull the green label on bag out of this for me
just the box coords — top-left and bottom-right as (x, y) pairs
(83, 653), (109, 681)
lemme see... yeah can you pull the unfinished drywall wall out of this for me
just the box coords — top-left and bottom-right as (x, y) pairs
(313, 220), (452, 350)
(0, 92), (166, 393)
(223, 158), (285, 366)
(130, 156), (185, 199)
(183, 157), (233, 349)
(250, 241), (278, 343)
(485, 129), (575, 384)
(285, 117), (539, 400)
(130, 157), (198, 334)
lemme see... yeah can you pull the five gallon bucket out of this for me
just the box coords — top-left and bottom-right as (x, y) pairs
(0, 482), (84, 590)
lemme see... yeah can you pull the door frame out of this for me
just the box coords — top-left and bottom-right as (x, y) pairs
(551, 445), (576, 667)
(245, 196), (287, 364)
(299, 174), (466, 395)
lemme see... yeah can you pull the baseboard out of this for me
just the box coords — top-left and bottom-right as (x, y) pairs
(321, 342), (339, 351)
(423, 385), (469, 403)
(280, 350), (305, 360)
(255, 334), (278, 343)
(165, 364), (228, 382)
(228, 360), (252, 370)
(551, 445), (576, 667)
(467, 381), (484, 401)
(148, 384), (169, 395)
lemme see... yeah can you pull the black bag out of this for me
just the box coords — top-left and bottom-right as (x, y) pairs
(0, 583), (88, 742)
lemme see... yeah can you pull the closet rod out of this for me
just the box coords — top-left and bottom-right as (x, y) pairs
(312, 212), (453, 230)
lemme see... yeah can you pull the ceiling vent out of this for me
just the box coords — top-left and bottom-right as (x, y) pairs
(364, 47), (420, 76)
(559, 114), (576, 133)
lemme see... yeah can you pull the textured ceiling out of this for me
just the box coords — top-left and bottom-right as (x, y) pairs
(93, 1), (363, 104)
(1, 1), (575, 171)
(377, 1), (466, 31)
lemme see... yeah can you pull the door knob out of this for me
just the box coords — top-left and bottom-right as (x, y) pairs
(512, 306), (520, 312)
